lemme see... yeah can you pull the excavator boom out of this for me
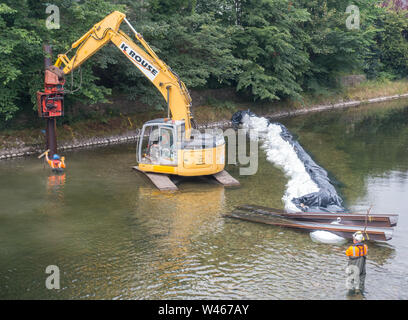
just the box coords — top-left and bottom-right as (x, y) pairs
(54, 11), (193, 134)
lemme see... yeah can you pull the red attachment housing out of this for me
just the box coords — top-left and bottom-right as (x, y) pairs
(37, 69), (65, 118)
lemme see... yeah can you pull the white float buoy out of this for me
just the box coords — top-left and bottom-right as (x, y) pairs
(310, 230), (346, 245)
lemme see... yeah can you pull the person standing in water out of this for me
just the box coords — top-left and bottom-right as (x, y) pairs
(346, 231), (368, 294)
(45, 151), (66, 172)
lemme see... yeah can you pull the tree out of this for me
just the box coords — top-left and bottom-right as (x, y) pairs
(232, 0), (311, 101)
(0, 1), (42, 120)
(0, 0), (407, 123)
(108, 0), (243, 109)
(374, 7), (408, 78)
(0, 0), (122, 121)
(296, 0), (374, 92)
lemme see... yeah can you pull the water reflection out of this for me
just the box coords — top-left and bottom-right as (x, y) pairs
(47, 173), (66, 192)
(135, 186), (225, 266)
(281, 100), (408, 205)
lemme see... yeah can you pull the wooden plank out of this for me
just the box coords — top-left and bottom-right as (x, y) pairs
(237, 204), (399, 227)
(133, 167), (240, 189)
(239, 206), (396, 227)
(212, 170), (240, 187)
(226, 211), (393, 241)
(133, 166), (178, 191)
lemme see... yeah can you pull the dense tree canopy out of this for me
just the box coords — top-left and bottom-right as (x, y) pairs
(0, 0), (407, 121)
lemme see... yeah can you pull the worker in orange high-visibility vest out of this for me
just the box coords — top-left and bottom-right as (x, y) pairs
(346, 231), (368, 293)
(45, 151), (66, 172)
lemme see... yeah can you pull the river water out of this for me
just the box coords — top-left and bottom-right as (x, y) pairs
(1, 100), (408, 300)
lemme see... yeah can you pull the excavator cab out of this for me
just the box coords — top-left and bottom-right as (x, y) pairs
(137, 119), (226, 176)
(138, 119), (178, 166)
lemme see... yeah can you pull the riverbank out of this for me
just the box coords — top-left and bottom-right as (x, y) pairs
(1, 79), (408, 160)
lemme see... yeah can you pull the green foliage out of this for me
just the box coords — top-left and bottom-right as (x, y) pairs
(205, 96), (237, 111)
(298, 1), (371, 92)
(104, 1), (242, 110)
(0, 0), (407, 123)
(0, 0), (120, 122)
(144, 13), (242, 88)
(149, 0), (194, 16)
(0, 1), (42, 120)
(374, 9), (408, 78)
(233, 0), (311, 101)
(359, 1), (408, 79)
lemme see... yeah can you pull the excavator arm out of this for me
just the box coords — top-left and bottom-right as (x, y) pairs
(51, 11), (193, 135)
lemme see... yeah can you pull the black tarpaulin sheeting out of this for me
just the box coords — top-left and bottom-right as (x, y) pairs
(232, 110), (346, 213)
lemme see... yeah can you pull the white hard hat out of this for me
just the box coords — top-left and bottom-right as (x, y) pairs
(353, 231), (364, 242)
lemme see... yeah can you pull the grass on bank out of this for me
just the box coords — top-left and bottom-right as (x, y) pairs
(301, 78), (408, 106)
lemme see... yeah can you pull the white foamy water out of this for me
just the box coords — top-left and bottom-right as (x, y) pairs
(241, 114), (346, 244)
(241, 114), (320, 212)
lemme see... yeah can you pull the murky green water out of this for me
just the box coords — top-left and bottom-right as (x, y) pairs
(1, 100), (408, 300)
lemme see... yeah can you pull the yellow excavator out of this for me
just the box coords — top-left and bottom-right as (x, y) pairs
(38, 11), (226, 177)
